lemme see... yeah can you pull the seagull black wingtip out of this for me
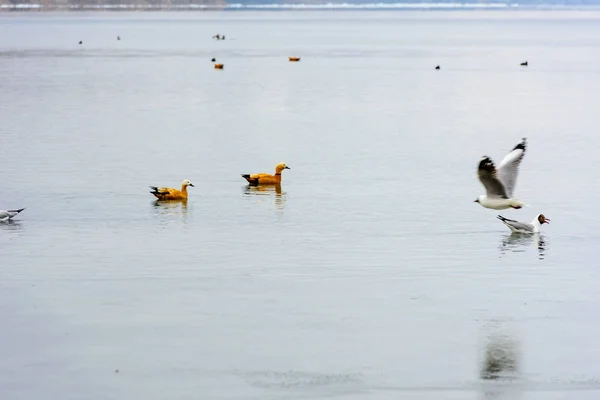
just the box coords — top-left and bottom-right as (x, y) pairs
(512, 138), (527, 152)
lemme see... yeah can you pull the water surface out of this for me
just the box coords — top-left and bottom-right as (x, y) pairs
(2, 10), (600, 400)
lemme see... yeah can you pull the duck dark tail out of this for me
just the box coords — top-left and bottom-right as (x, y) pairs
(241, 174), (259, 185)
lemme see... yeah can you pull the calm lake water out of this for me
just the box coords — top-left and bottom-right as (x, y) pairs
(2, 10), (600, 400)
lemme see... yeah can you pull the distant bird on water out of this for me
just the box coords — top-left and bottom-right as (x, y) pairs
(474, 138), (528, 210)
(0, 208), (25, 222)
(78, 41), (83, 45)
(214, 63), (224, 69)
(242, 163), (290, 186)
(520, 61), (528, 66)
(497, 214), (550, 234)
(117, 36), (121, 41)
(435, 65), (440, 70)
(211, 58), (216, 62)
(149, 180), (194, 201)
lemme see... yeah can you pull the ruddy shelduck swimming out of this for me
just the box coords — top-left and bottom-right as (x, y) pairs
(149, 179), (194, 201)
(214, 63), (224, 69)
(289, 57), (301, 62)
(242, 163), (290, 186)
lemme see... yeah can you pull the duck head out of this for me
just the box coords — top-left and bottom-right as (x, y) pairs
(275, 163), (290, 173)
(181, 179), (195, 188)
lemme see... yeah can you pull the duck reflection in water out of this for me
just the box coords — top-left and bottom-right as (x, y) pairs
(152, 199), (189, 220)
(243, 184), (287, 211)
(499, 233), (547, 260)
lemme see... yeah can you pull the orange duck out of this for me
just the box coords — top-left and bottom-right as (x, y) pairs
(289, 57), (301, 62)
(149, 179), (194, 201)
(241, 163), (290, 186)
(214, 63), (224, 69)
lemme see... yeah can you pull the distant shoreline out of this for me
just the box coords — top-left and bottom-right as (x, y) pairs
(0, 3), (600, 13)
(0, 4), (226, 11)
(2, 3), (600, 12)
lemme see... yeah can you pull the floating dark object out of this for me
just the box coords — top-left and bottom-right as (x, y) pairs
(78, 41), (82, 45)
(211, 58), (216, 62)
(435, 65), (440, 70)
(520, 61), (528, 66)
(117, 36), (121, 41)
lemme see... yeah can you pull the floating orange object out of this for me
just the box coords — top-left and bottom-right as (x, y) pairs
(214, 63), (224, 69)
(288, 57), (301, 62)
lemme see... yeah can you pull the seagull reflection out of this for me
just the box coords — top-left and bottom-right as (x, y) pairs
(479, 327), (522, 400)
(152, 199), (189, 221)
(243, 184), (287, 212)
(499, 233), (547, 260)
(0, 219), (22, 231)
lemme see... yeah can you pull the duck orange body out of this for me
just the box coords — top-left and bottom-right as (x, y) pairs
(150, 179), (194, 201)
(242, 163), (290, 186)
(289, 57), (301, 62)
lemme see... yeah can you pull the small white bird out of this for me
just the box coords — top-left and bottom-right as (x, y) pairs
(0, 208), (25, 222)
(497, 213), (550, 234)
(475, 138), (527, 210)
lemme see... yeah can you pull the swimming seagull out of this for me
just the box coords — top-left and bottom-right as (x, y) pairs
(497, 214), (549, 233)
(475, 138), (527, 210)
(0, 208), (25, 222)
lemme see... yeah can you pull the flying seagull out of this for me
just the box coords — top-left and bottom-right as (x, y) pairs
(475, 138), (527, 210)
(497, 214), (549, 234)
